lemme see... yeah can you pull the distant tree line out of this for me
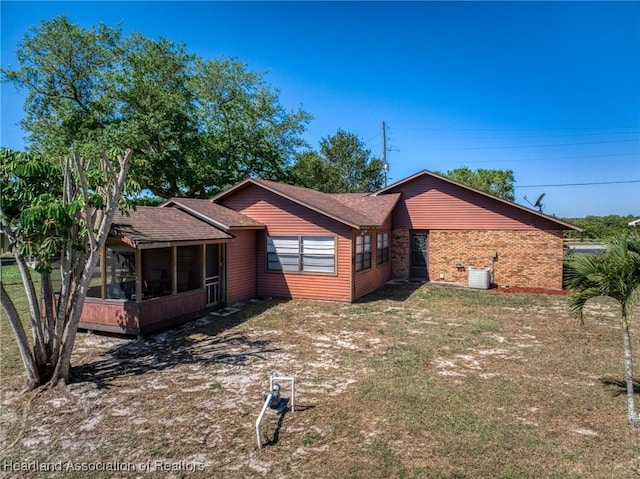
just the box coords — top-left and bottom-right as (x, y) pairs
(562, 215), (637, 241)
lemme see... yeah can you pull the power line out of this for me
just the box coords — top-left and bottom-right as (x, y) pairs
(364, 132), (381, 143)
(432, 131), (640, 141)
(420, 138), (639, 151)
(515, 180), (640, 188)
(401, 126), (640, 132)
(439, 152), (639, 165)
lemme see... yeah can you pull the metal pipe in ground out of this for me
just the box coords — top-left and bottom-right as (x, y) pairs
(255, 392), (273, 450)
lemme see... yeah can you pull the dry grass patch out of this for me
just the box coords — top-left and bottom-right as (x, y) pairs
(2, 278), (640, 478)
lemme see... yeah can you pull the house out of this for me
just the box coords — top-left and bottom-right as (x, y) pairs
(78, 170), (579, 336)
(374, 170), (578, 289)
(211, 178), (400, 302)
(80, 204), (263, 336)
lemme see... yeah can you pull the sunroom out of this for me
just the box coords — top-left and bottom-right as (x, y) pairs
(80, 207), (232, 337)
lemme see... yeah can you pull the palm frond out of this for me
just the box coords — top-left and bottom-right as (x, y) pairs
(564, 230), (640, 322)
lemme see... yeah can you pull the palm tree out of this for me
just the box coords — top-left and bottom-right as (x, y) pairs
(564, 231), (640, 426)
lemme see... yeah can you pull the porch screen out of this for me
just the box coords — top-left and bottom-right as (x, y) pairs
(177, 245), (202, 292)
(267, 236), (335, 273)
(87, 244), (136, 300)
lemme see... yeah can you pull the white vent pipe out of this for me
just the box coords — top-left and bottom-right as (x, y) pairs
(255, 392), (273, 450)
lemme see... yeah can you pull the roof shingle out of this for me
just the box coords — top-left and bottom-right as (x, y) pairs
(215, 178), (399, 229)
(111, 207), (232, 248)
(162, 198), (265, 229)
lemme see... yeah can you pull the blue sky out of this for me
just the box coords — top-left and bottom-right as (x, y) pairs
(2, 1), (639, 218)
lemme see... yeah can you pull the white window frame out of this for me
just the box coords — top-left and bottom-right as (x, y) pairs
(267, 235), (335, 274)
(355, 234), (372, 272)
(377, 232), (389, 265)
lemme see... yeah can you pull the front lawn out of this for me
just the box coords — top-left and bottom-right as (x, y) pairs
(1, 271), (639, 478)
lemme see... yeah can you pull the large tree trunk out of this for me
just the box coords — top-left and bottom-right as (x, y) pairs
(1, 283), (40, 388)
(48, 149), (132, 387)
(49, 248), (100, 385)
(13, 252), (47, 367)
(3, 148), (132, 390)
(621, 310), (640, 426)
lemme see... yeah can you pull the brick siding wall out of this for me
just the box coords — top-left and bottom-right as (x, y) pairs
(392, 229), (565, 290)
(391, 229), (410, 280)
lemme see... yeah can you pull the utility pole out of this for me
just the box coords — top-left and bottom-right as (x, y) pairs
(382, 121), (388, 187)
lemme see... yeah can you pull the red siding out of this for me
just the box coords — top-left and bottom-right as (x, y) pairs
(353, 217), (393, 299)
(221, 184), (353, 302)
(138, 290), (206, 326)
(80, 290), (206, 331)
(354, 249), (391, 299)
(387, 174), (563, 231)
(80, 299), (139, 329)
(226, 230), (258, 304)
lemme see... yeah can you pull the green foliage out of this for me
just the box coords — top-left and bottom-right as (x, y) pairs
(130, 196), (165, 207)
(439, 167), (515, 201)
(288, 129), (385, 193)
(187, 57), (311, 197)
(2, 15), (311, 199)
(562, 215), (637, 241)
(564, 230), (640, 424)
(1, 149), (79, 271)
(1, 146), (133, 387)
(564, 230), (640, 321)
(2, 17), (124, 158)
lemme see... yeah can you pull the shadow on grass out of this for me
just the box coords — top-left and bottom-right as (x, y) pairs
(356, 281), (426, 303)
(261, 404), (316, 448)
(71, 299), (283, 389)
(600, 377), (640, 396)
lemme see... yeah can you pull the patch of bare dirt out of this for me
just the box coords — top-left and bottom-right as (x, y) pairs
(1, 303), (384, 477)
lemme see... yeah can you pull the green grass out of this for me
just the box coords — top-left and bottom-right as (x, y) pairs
(2, 266), (640, 478)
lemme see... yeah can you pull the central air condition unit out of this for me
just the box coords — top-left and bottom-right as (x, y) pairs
(468, 267), (491, 289)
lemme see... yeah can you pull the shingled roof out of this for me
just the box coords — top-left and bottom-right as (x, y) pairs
(111, 207), (232, 249)
(330, 192), (400, 226)
(161, 197), (265, 230)
(212, 178), (399, 229)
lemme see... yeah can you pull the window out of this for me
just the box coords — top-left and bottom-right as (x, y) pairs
(267, 236), (300, 272)
(377, 232), (389, 265)
(355, 234), (372, 272)
(302, 237), (336, 273)
(267, 236), (335, 273)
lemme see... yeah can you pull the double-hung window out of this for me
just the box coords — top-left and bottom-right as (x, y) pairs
(377, 232), (389, 265)
(355, 234), (372, 271)
(267, 236), (335, 273)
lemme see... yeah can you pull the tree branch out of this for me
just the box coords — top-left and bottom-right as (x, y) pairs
(72, 151), (97, 251)
(1, 283), (40, 389)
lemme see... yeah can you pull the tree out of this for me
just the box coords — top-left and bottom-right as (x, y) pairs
(562, 215), (637, 241)
(2, 15), (310, 199)
(289, 129), (385, 193)
(2, 16), (125, 161)
(0, 147), (133, 389)
(440, 167), (515, 201)
(187, 57), (311, 197)
(564, 231), (640, 426)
